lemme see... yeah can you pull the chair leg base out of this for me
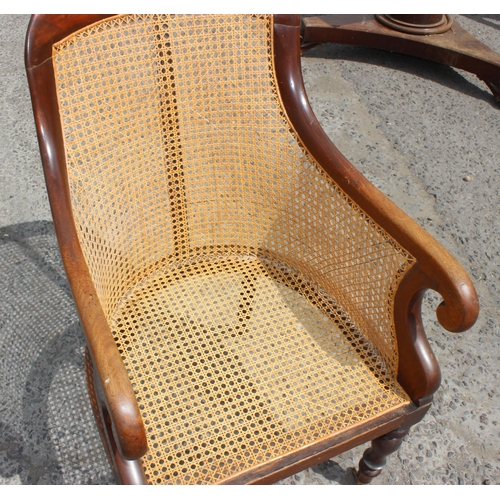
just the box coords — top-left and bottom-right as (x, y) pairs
(355, 427), (409, 484)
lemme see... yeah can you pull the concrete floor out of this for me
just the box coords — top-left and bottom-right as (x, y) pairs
(0, 14), (499, 485)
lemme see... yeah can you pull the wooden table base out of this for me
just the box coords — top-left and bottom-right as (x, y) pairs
(301, 15), (500, 103)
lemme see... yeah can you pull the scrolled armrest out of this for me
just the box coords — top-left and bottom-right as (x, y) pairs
(400, 233), (479, 331)
(425, 260), (479, 334)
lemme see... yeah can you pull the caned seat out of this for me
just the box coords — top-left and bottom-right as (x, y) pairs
(112, 255), (410, 484)
(26, 14), (478, 484)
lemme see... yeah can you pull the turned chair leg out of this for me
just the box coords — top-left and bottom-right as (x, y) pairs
(356, 427), (409, 484)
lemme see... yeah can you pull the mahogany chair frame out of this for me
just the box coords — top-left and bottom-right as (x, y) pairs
(25, 14), (479, 484)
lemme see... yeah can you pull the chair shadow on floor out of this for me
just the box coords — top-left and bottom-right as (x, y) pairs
(461, 14), (500, 32)
(311, 460), (358, 485)
(302, 37), (498, 108)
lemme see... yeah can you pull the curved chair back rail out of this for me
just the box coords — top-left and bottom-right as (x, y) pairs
(26, 14), (478, 485)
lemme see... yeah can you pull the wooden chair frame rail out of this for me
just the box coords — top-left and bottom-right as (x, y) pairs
(25, 14), (479, 484)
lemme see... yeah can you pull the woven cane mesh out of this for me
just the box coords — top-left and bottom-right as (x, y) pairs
(53, 14), (414, 484)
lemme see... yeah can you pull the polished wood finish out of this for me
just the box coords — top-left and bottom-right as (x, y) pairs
(26, 14), (478, 484)
(85, 349), (147, 484)
(302, 14), (500, 103)
(390, 14), (445, 26)
(375, 14), (453, 35)
(226, 406), (411, 484)
(25, 15), (113, 68)
(356, 427), (410, 484)
(355, 401), (432, 484)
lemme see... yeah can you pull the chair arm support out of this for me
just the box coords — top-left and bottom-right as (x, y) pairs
(74, 282), (148, 460)
(393, 261), (478, 405)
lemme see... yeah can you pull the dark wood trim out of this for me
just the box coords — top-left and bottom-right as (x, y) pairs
(26, 14), (147, 461)
(355, 401), (431, 484)
(222, 407), (411, 484)
(25, 15), (115, 69)
(356, 427), (410, 484)
(394, 265), (442, 405)
(220, 402), (430, 484)
(85, 349), (147, 484)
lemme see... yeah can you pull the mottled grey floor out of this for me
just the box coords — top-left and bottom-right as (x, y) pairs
(1, 14), (499, 485)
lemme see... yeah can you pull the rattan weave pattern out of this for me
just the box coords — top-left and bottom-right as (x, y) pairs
(52, 14), (414, 484)
(111, 254), (410, 484)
